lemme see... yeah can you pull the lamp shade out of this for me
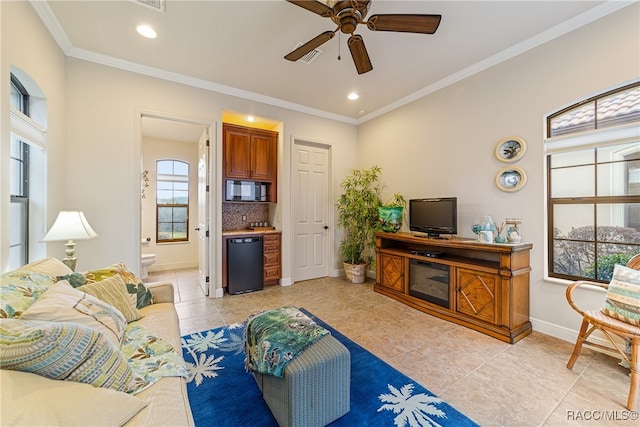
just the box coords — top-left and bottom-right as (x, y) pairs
(41, 211), (98, 242)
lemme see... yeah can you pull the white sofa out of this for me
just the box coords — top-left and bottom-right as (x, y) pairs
(0, 257), (194, 426)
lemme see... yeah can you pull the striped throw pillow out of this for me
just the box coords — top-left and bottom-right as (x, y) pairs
(85, 263), (154, 309)
(77, 275), (143, 322)
(601, 264), (640, 326)
(0, 318), (134, 392)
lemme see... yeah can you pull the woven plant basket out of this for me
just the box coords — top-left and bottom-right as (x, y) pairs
(344, 262), (366, 284)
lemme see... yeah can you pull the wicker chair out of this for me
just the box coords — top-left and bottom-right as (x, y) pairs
(566, 254), (640, 410)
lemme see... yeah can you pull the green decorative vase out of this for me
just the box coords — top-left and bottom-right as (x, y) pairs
(378, 207), (404, 233)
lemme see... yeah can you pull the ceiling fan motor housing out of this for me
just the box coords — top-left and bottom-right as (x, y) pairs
(331, 0), (370, 34)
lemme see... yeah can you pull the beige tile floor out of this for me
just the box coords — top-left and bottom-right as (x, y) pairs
(149, 268), (638, 426)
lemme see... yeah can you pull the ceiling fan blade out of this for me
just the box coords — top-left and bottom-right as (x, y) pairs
(366, 14), (442, 34)
(348, 34), (373, 75)
(286, 0), (333, 18)
(284, 31), (335, 62)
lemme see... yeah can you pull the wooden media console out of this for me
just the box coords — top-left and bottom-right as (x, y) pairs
(374, 232), (532, 343)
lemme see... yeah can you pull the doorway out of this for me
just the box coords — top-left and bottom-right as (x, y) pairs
(293, 140), (331, 282)
(139, 113), (214, 295)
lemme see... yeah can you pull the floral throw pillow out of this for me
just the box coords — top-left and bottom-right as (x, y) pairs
(85, 263), (154, 309)
(57, 272), (88, 288)
(0, 271), (56, 318)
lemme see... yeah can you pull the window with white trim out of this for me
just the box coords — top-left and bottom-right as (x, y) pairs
(9, 74), (31, 268)
(156, 160), (189, 243)
(546, 81), (640, 282)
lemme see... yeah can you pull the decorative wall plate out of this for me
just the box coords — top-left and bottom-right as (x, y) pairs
(496, 166), (527, 192)
(495, 137), (526, 163)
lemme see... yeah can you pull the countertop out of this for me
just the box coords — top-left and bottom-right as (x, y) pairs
(222, 229), (281, 236)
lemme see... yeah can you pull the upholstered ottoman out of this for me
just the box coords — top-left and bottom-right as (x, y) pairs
(252, 334), (350, 427)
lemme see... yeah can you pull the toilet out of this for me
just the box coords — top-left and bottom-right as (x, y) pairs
(140, 253), (156, 281)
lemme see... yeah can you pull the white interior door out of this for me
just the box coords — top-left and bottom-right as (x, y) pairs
(293, 141), (330, 282)
(197, 129), (210, 295)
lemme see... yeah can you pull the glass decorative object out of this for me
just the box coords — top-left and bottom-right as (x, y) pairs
(494, 221), (507, 243)
(505, 218), (522, 243)
(471, 215), (495, 242)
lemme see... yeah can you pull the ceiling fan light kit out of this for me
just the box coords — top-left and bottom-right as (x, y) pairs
(285, 0), (441, 75)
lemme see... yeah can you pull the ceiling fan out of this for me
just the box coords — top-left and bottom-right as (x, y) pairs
(284, 0), (441, 74)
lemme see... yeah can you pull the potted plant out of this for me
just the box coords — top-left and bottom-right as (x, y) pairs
(336, 166), (382, 283)
(378, 193), (406, 233)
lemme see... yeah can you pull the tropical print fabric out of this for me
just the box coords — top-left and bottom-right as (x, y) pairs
(0, 271), (56, 318)
(244, 306), (329, 377)
(121, 324), (188, 394)
(84, 263), (154, 309)
(57, 272), (88, 288)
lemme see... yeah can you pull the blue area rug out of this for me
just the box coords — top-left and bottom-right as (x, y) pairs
(181, 309), (478, 427)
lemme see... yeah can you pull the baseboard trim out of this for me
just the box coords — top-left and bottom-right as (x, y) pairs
(149, 261), (197, 272)
(531, 316), (621, 358)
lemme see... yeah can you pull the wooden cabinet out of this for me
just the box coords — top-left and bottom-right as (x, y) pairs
(379, 253), (405, 292)
(223, 124), (277, 202)
(263, 232), (281, 286)
(250, 131), (276, 182)
(374, 232), (532, 343)
(456, 268), (499, 324)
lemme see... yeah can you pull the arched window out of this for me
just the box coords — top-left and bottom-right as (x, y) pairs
(545, 81), (640, 282)
(156, 160), (189, 243)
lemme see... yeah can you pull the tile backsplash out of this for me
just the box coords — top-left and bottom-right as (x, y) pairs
(222, 203), (269, 231)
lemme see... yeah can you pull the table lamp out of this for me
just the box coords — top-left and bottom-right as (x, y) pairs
(41, 211), (98, 271)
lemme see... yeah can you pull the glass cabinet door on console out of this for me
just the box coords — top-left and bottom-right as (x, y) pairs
(456, 268), (500, 324)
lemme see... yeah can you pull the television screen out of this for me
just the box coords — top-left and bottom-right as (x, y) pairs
(409, 198), (457, 237)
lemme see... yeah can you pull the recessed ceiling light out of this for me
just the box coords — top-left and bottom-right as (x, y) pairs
(136, 24), (157, 39)
(246, 116), (255, 122)
(347, 92), (359, 101)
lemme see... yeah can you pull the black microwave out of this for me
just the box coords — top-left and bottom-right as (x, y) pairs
(225, 180), (268, 202)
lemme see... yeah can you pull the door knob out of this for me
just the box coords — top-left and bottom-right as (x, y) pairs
(195, 227), (200, 231)
(324, 225), (329, 230)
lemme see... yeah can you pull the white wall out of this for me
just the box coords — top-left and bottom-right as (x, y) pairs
(63, 59), (358, 294)
(142, 137), (199, 271)
(358, 4), (640, 341)
(1, 1), (68, 272)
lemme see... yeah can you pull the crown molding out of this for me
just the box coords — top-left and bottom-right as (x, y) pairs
(30, 0), (633, 127)
(29, 0), (72, 53)
(65, 46), (358, 125)
(356, 0), (636, 124)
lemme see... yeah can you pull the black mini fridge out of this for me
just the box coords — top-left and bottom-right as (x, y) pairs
(227, 237), (263, 294)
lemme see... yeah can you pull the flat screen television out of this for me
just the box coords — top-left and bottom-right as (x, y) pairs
(409, 197), (457, 238)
